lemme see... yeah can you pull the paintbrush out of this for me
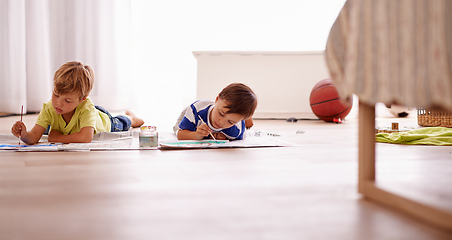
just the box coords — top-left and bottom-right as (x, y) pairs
(198, 115), (217, 141)
(19, 105), (23, 145)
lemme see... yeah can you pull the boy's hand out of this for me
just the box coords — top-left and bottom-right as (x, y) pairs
(212, 132), (227, 140)
(195, 123), (212, 140)
(48, 130), (63, 142)
(11, 121), (27, 138)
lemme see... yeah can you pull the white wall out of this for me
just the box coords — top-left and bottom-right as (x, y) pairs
(128, 0), (347, 128)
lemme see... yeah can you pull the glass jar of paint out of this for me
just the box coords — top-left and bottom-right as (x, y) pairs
(139, 126), (158, 147)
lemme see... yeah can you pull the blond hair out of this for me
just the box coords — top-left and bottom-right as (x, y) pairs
(53, 61), (94, 100)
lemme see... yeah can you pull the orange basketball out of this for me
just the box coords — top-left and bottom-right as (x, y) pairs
(309, 79), (353, 122)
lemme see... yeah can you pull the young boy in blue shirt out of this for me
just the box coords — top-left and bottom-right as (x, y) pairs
(175, 83), (257, 140)
(11, 61), (144, 144)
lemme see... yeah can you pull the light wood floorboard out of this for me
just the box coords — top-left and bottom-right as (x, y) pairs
(0, 114), (451, 240)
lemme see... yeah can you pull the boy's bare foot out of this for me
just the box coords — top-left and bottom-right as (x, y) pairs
(126, 110), (144, 128)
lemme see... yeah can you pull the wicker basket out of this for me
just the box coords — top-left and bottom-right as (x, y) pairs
(417, 108), (452, 127)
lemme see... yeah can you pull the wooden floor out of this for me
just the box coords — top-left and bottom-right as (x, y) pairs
(1, 111), (452, 240)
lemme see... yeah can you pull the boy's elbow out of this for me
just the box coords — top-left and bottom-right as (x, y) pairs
(176, 130), (182, 140)
(77, 127), (95, 143)
(75, 133), (93, 143)
(81, 135), (93, 143)
(176, 129), (191, 140)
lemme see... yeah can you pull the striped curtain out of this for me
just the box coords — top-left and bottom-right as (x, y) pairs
(325, 0), (452, 111)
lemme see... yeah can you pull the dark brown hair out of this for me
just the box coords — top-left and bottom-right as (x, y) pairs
(218, 83), (257, 119)
(53, 61), (94, 100)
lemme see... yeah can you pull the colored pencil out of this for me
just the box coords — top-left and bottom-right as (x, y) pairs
(19, 105), (23, 145)
(198, 115), (217, 141)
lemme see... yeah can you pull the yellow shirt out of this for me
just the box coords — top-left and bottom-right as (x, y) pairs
(36, 98), (111, 135)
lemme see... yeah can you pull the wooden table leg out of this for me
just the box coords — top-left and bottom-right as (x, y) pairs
(358, 101), (452, 233)
(358, 101), (375, 193)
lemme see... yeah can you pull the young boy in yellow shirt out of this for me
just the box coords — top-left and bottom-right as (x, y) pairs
(11, 61), (144, 144)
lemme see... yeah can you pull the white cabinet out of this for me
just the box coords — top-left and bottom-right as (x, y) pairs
(194, 51), (330, 119)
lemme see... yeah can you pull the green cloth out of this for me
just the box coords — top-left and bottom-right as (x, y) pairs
(376, 127), (452, 145)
